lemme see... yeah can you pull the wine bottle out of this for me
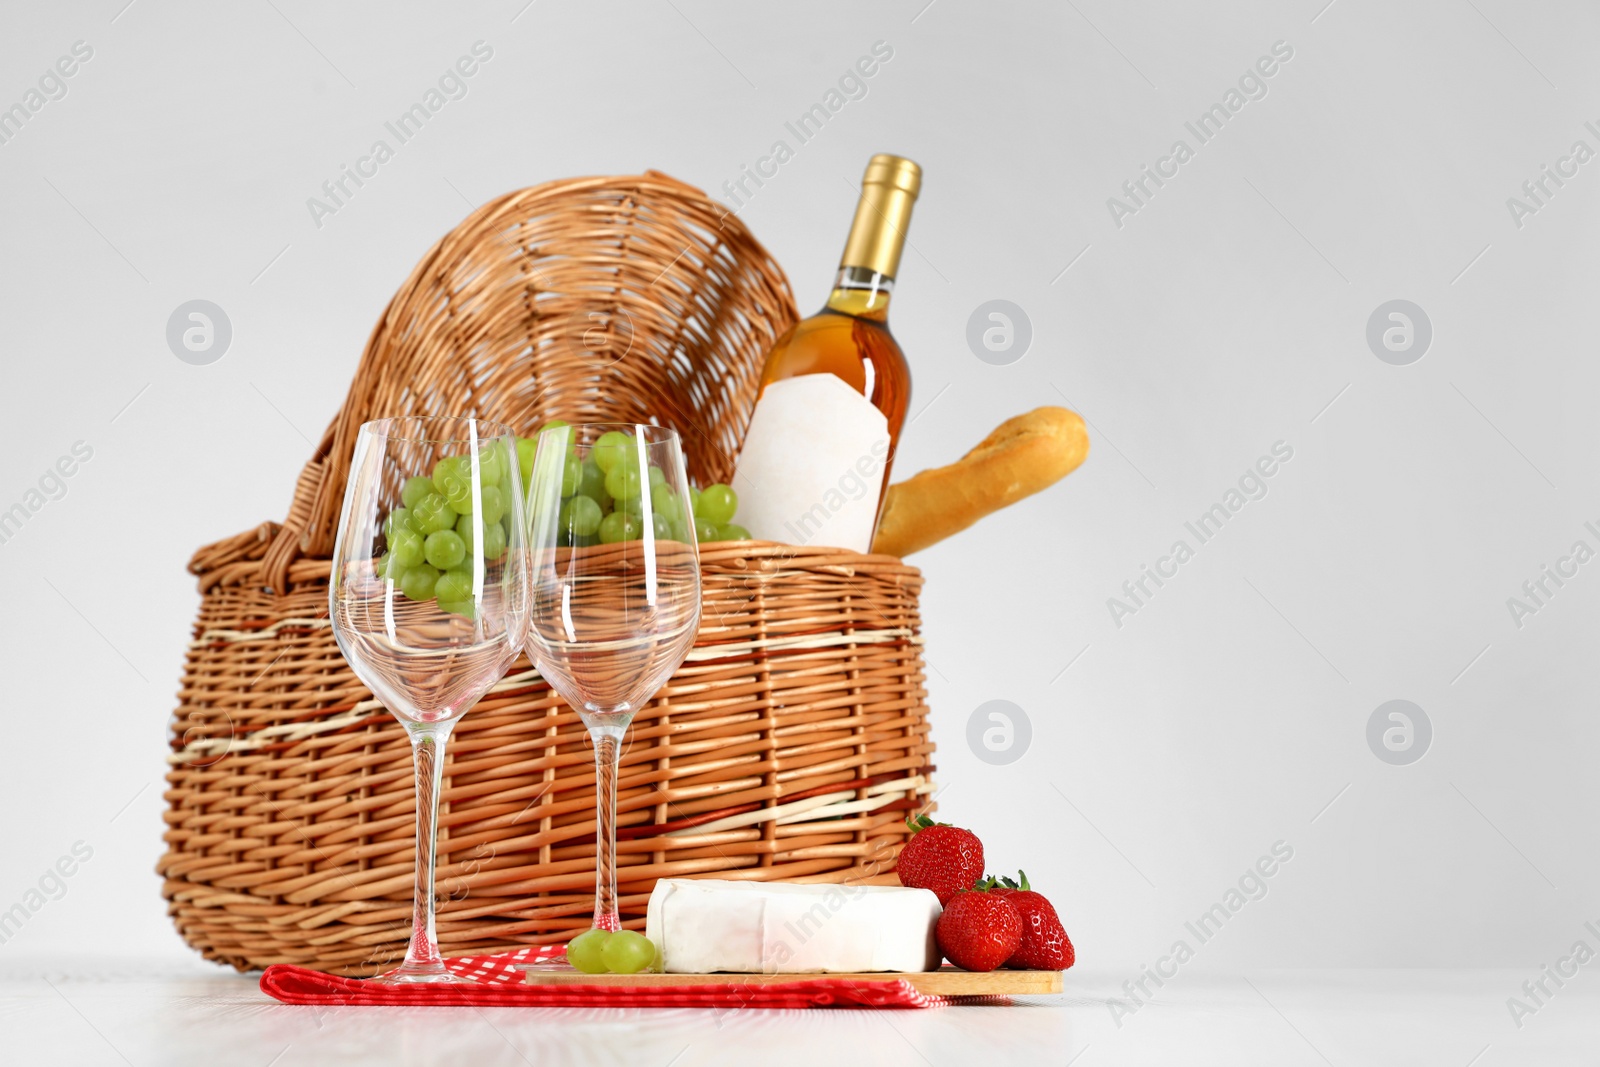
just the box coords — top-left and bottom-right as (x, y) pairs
(733, 153), (920, 552)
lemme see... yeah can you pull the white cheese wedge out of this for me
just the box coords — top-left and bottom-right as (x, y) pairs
(645, 878), (942, 974)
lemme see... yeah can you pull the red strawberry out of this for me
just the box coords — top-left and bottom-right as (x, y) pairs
(935, 889), (1022, 972)
(896, 815), (984, 904)
(983, 871), (1074, 970)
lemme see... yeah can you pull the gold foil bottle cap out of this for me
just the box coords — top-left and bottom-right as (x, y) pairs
(839, 154), (922, 279)
(862, 153), (922, 198)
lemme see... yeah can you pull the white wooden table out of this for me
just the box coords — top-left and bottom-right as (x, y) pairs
(5, 958), (1594, 1066)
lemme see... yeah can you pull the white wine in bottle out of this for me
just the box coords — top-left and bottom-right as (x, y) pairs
(733, 153), (920, 552)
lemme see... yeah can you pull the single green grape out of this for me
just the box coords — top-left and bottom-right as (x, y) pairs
(400, 564), (439, 601)
(647, 464), (667, 488)
(614, 493), (645, 519)
(432, 455), (469, 495)
(389, 527), (425, 570)
(440, 473), (475, 514)
(541, 419), (571, 434)
(433, 568), (473, 604)
(714, 523), (752, 542)
(401, 476), (437, 510)
(424, 529), (466, 570)
(649, 483), (679, 518)
(454, 513), (476, 550)
(598, 510), (642, 544)
(602, 931), (657, 975)
(693, 517), (718, 543)
(479, 521), (508, 561)
(561, 453), (582, 497)
(604, 463), (643, 501)
(411, 493), (457, 534)
(374, 553), (390, 579)
(698, 483), (738, 525)
(477, 484), (505, 525)
(516, 437), (536, 486)
(384, 507), (413, 538)
(592, 430), (632, 473)
(567, 928), (611, 974)
(650, 512), (673, 540)
(472, 447), (504, 486)
(578, 459), (610, 506)
(437, 599), (476, 619)
(686, 486), (702, 516)
(561, 495), (603, 538)
(670, 519), (693, 543)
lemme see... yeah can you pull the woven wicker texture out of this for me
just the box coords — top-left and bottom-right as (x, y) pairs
(160, 172), (936, 975)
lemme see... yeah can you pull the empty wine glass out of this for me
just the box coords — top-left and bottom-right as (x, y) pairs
(330, 416), (529, 983)
(523, 423), (702, 933)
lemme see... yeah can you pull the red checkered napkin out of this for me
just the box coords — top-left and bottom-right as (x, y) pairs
(259, 946), (942, 1008)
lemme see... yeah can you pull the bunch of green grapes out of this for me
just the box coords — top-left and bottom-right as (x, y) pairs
(522, 423), (752, 548)
(374, 447), (512, 618)
(566, 928), (660, 975)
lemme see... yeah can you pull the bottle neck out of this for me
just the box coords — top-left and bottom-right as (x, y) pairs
(824, 266), (893, 322)
(838, 164), (917, 281)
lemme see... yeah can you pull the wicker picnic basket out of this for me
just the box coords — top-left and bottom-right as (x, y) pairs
(159, 172), (936, 975)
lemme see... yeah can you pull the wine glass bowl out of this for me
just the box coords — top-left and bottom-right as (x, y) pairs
(331, 580), (521, 724)
(527, 539), (700, 718)
(330, 415), (529, 982)
(523, 423), (702, 932)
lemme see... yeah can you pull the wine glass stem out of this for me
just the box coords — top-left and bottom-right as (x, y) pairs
(403, 721), (454, 971)
(590, 723), (625, 932)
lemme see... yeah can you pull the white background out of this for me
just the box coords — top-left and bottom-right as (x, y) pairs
(0, 0), (1596, 1003)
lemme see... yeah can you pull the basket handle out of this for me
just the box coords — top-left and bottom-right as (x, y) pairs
(259, 171), (770, 594)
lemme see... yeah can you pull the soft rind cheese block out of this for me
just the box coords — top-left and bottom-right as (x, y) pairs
(645, 879), (942, 974)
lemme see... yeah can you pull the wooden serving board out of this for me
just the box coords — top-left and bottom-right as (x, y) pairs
(523, 967), (1062, 996)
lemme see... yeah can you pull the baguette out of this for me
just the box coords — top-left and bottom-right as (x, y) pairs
(871, 406), (1089, 557)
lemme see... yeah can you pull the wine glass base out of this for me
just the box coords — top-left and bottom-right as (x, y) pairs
(519, 955), (573, 974)
(368, 962), (476, 985)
